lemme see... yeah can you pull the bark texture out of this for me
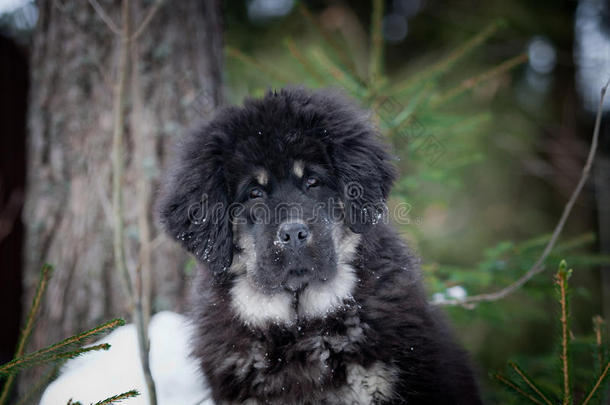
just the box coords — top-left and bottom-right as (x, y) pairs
(22, 0), (222, 390)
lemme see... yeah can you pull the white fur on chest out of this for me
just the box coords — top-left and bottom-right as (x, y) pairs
(333, 362), (399, 404)
(230, 276), (295, 326)
(224, 361), (398, 405)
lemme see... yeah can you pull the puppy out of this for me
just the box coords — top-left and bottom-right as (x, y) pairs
(158, 87), (483, 404)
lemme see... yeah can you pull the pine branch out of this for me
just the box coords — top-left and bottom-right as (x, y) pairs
(284, 37), (325, 85)
(0, 319), (124, 376)
(508, 361), (555, 405)
(382, 83), (435, 138)
(438, 77), (610, 307)
(390, 19), (506, 96)
(493, 373), (545, 404)
(92, 390), (139, 405)
(53, 343), (110, 361)
(556, 260), (573, 405)
(387, 84), (433, 127)
(430, 53), (528, 107)
(16, 265), (55, 353)
(297, 4), (359, 79)
(0, 344), (110, 377)
(368, 0), (384, 86)
(581, 361), (610, 405)
(0, 264), (53, 405)
(226, 46), (292, 84)
(309, 48), (366, 96)
(555, 233), (597, 252)
(0, 344), (110, 375)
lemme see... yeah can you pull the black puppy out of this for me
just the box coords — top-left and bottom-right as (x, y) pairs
(158, 87), (483, 404)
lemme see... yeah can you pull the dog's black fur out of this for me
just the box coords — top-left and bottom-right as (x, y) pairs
(158, 88), (483, 404)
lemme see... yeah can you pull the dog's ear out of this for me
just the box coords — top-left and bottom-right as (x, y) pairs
(333, 138), (396, 234)
(157, 127), (233, 275)
(325, 112), (397, 234)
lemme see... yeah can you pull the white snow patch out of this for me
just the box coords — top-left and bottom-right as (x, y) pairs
(446, 285), (467, 300)
(431, 292), (446, 304)
(40, 311), (212, 405)
(0, 0), (29, 14)
(432, 285), (468, 303)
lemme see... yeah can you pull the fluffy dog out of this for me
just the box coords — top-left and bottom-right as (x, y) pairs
(158, 88), (483, 404)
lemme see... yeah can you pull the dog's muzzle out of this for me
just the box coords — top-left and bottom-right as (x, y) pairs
(277, 222), (312, 291)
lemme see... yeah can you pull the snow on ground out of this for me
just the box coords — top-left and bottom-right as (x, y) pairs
(40, 311), (212, 405)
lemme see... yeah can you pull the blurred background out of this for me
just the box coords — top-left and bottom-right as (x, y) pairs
(1, 0), (610, 403)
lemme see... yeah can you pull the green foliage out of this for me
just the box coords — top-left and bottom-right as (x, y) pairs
(91, 390), (140, 405)
(67, 390), (140, 405)
(0, 265), (137, 405)
(429, 233), (610, 310)
(0, 264), (53, 404)
(0, 327), (119, 378)
(494, 261), (609, 405)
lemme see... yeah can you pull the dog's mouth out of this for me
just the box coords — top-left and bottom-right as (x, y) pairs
(281, 267), (310, 292)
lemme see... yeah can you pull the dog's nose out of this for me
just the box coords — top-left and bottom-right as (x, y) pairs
(277, 222), (310, 249)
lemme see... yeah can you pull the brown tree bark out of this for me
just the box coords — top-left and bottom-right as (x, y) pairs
(21, 0), (222, 392)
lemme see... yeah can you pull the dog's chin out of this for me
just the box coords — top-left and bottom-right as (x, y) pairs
(282, 280), (308, 293)
(252, 261), (333, 294)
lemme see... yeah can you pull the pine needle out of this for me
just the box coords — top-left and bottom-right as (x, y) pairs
(309, 47), (365, 96)
(284, 38), (325, 85)
(581, 361), (610, 405)
(431, 52), (528, 107)
(297, 4), (358, 78)
(53, 344), (110, 361)
(226, 46), (291, 84)
(1, 344), (110, 377)
(493, 373), (545, 404)
(0, 264), (53, 405)
(383, 83), (435, 138)
(556, 260), (572, 405)
(391, 19), (507, 95)
(92, 390), (139, 405)
(508, 361), (554, 405)
(368, 0), (384, 86)
(0, 319), (123, 376)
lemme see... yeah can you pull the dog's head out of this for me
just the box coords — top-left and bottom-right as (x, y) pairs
(158, 88), (396, 323)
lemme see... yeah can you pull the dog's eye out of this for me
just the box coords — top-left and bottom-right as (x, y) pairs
(306, 177), (319, 188)
(249, 188), (264, 199)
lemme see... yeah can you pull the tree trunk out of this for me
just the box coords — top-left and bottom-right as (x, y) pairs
(22, 0), (222, 392)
